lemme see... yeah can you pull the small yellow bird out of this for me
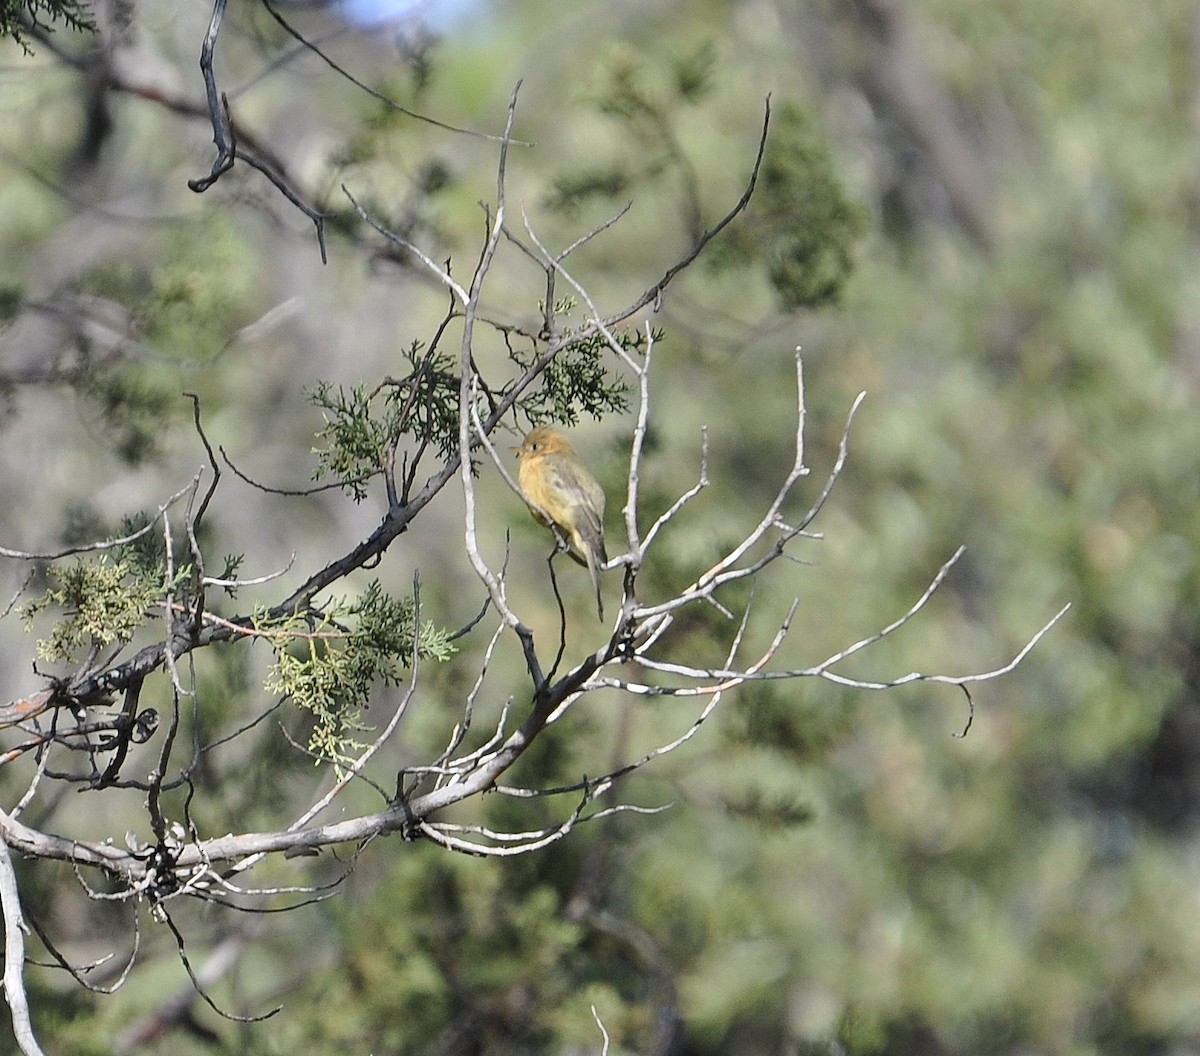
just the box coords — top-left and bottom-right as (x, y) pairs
(515, 426), (608, 619)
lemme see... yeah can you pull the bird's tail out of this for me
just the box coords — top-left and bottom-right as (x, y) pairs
(584, 545), (604, 620)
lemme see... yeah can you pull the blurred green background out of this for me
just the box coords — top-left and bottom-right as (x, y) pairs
(2, 0), (1199, 1053)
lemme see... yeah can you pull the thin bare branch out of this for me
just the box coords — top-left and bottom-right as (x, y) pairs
(640, 426), (710, 553)
(159, 910), (279, 1024)
(460, 84), (535, 662)
(259, 0), (527, 144)
(604, 97), (772, 327)
(343, 185), (469, 304)
(0, 482), (194, 561)
(113, 928), (254, 1054)
(202, 555), (297, 589)
(592, 1004), (611, 1056)
(811, 545), (968, 672)
(27, 909), (139, 995)
(433, 620), (506, 767)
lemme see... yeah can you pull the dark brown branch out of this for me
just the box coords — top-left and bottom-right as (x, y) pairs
(159, 911), (279, 1025)
(259, 0), (527, 144)
(189, 0), (234, 192)
(605, 97), (772, 327)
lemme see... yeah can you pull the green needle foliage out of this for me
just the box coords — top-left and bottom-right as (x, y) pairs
(509, 305), (642, 426)
(309, 381), (405, 502)
(309, 340), (463, 501)
(0, 0), (93, 51)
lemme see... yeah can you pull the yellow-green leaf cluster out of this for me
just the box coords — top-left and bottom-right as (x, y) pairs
(262, 582), (455, 769)
(23, 555), (165, 664)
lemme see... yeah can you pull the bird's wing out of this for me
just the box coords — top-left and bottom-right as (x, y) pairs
(551, 463), (606, 561)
